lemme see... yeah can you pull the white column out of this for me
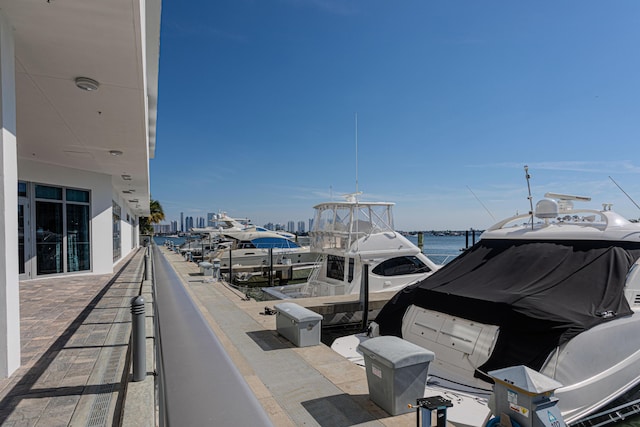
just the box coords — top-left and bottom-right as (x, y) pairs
(0, 10), (20, 378)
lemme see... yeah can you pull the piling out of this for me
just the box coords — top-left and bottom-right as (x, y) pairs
(361, 264), (369, 331)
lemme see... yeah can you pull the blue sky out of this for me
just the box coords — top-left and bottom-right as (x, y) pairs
(153, 1), (640, 231)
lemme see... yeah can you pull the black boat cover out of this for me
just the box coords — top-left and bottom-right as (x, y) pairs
(375, 239), (640, 380)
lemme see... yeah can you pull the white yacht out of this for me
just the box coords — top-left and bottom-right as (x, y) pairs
(262, 194), (441, 299)
(205, 229), (317, 278)
(192, 213), (317, 284)
(192, 212), (297, 240)
(332, 193), (640, 426)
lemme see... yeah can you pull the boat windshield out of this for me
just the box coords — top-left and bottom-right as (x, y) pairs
(250, 237), (300, 249)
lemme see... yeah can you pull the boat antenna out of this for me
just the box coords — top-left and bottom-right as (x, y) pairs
(609, 176), (640, 212)
(466, 186), (496, 222)
(524, 165), (534, 230)
(354, 112), (359, 250)
(355, 112), (359, 198)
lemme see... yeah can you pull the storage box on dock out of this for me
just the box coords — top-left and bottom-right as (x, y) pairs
(274, 303), (322, 347)
(358, 336), (434, 416)
(198, 261), (213, 276)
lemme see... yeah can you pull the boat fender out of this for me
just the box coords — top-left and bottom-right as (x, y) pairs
(485, 415), (522, 427)
(366, 321), (380, 337)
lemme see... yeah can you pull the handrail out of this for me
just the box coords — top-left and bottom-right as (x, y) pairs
(151, 243), (274, 427)
(486, 209), (608, 232)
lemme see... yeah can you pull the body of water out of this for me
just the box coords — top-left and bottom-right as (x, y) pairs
(154, 235), (187, 247)
(405, 232), (470, 264)
(154, 233), (472, 265)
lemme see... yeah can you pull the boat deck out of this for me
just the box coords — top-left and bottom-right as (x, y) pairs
(161, 245), (444, 426)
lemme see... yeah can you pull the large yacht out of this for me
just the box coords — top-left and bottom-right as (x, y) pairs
(263, 194), (441, 299)
(332, 193), (640, 426)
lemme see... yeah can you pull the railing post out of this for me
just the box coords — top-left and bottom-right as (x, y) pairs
(131, 295), (146, 382)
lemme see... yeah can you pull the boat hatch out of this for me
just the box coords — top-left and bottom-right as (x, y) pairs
(402, 305), (499, 379)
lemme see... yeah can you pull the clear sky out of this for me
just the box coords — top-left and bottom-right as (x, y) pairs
(153, 1), (640, 231)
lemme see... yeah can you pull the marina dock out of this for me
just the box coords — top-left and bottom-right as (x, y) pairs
(159, 245), (440, 426)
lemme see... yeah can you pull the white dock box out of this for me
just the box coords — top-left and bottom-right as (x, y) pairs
(198, 261), (213, 276)
(358, 336), (435, 415)
(274, 303), (322, 347)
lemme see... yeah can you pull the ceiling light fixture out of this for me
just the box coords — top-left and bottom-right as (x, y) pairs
(75, 77), (100, 91)
(109, 150), (123, 156)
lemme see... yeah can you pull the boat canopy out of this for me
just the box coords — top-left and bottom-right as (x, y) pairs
(375, 238), (640, 378)
(310, 201), (395, 252)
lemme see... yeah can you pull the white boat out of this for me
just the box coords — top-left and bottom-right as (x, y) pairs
(193, 211), (298, 240)
(174, 235), (217, 258)
(205, 229), (316, 267)
(194, 213), (318, 283)
(262, 194), (441, 299)
(332, 193), (640, 426)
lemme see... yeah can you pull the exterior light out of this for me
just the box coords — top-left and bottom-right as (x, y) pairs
(75, 77), (100, 91)
(109, 150), (123, 156)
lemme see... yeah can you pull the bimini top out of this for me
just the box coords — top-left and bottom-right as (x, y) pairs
(375, 194), (640, 379)
(310, 197), (397, 253)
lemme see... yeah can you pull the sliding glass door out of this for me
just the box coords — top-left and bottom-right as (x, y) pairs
(28, 184), (92, 276)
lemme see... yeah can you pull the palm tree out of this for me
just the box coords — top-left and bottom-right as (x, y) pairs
(148, 199), (165, 224)
(141, 198), (165, 234)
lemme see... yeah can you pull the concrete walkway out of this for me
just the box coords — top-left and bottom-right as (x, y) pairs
(0, 249), (153, 427)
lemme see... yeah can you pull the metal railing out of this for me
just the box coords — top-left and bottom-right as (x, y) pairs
(151, 243), (274, 426)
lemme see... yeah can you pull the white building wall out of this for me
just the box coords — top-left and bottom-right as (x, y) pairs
(114, 191), (137, 256)
(18, 159), (140, 274)
(122, 211), (133, 253)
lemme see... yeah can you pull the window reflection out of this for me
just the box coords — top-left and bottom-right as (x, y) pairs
(36, 201), (63, 274)
(67, 204), (90, 271)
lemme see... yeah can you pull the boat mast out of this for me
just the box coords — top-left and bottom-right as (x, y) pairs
(354, 112), (359, 251)
(355, 112), (359, 198)
(525, 165), (534, 230)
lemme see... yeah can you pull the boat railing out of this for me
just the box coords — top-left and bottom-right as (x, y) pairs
(151, 243), (273, 426)
(486, 208), (609, 232)
(424, 253), (459, 265)
(305, 253), (325, 283)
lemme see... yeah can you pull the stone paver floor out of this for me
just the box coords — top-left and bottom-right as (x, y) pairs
(0, 251), (144, 427)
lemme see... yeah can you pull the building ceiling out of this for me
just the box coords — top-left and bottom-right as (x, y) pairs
(0, 0), (160, 216)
